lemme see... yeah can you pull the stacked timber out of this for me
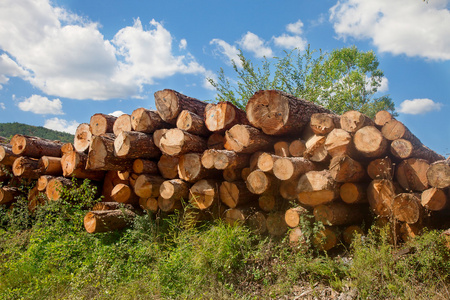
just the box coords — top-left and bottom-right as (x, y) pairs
(0, 89), (448, 250)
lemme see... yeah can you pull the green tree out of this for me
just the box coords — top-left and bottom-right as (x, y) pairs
(208, 45), (395, 118)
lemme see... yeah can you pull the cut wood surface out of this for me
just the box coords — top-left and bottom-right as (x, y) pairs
(101, 170), (129, 202)
(222, 167), (243, 182)
(342, 225), (364, 245)
(0, 186), (20, 205)
(297, 170), (339, 207)
(396, 158), (429, 192)
(178, 153), (220, 183)
(154, 89), (207, 124)
(157, 154), (179, 179)
(133, 174), (165, 198)
(214, 150), (250, 170)
(324, 128), (358, 158)
(285, 206), (309, 228)
(246, 211), (268, 235)
(246, 169), (276, 195)
(246, 90), (331, 135)
(219, 180), (257, 208)
(367, 156), (394, 180)
(426, 158), (450, 189)
(131, 108), (168, 133)
(310, 113), (340, 135)
(390, 138), (445, 162)
(11, 134), (62, 158)
(312, 227), (338, 251)
(132, 159), (158, 174)
(139, 197), (159, 212)
(367, 179), (396, 217)
(61, 151), (105, 181)
(111, 183), (139, 205)
(313, 202), (364, 226)
(189, 179), (219, 210)
(200, 149), (217, 169)
(421, 187), (447, 211)
(114, 131), (161, 159)
(0, 144), (20, 166)
(289, 227), (307, 248)
(87, 135), (134, 171)
(84, 209), (136, 233)
(279, 178), (300, 200)
(274, 141), (290, 157)
(204, 101), (249, 133)
(272, 157), (317, 181)
(12, 156), (40, 179)
(176, 110), (210, 136)
(353, 126), (388, 158)
(258, 192), (286, 212)
(38, 156), (62, 175)
(392, 193), (422, 224)
(74, 123), (92, 153)
(374, 110), (394, 127)
(224, 124), (275, 153)
(381, 119), (421, 145)
(288, 139), (306, 157)
(159, 179), (190, 200)
(158, 128), (207, 156)
(257, 152), (281, 173)
(207, 133), (225, 150)
(37, 175), (54, 191)
(329, 155), (366, 183)
(90, 113), (117, 136)
(158, 195), (183, 212)
(46, 177), (74, 201)
(339, 182), (367, 204)
(340, 110), (374, 133)
(152, 129), (168, 149)
(303, 135), (329, 163)
(113, 114), (132, 136)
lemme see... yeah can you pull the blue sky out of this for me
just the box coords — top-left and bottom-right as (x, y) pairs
(0, 0), (449, 155)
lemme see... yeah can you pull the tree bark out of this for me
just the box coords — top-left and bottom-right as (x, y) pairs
(340, 110), (375, 133)
(84, 209), (136, 233)
(133, 174), (165, 199)
(132, 159), (158, 174)
(189, 179), (220, 210)
(0, 144), (20, 166)
(297, 170), (339, 207)
(86, 134), (134, 171)
(421, 187), (447, 211)
(114, 131), (161, 159)
(367, 179), (396, 217)
(246, 90), (332, 135)
(288, 139), (306, 157)
(74, 123), (92, 153)
(224, 124), (275, 153)
(90, 113), (117, 136)
(38, 156), (62, 176)
(11, 134), (63, 158)
(313, 202), (365, 226)
(329, 155), (366, 183)
(367, 156), (394, 180)
(176, 110), (210, 136)
(157, 154), (179, 179)
(396, 158), (430, 192)
(12, 156), (40, 179)
(392, 193), (423, 224)
(158, 128), (207, 156)
(131, 108), (169, 133)
(426, 158), (450, 189)
(272, 157), (318, 181)
(310, 113), (340, 135)
(111, 183), (139, 205)
(113, 114), (132, 136)
(390, 138), (444, 162)
(61, 151), (105, 181)
(339, 182), (367, 204)
(219, 180), (257, 208)
(178, 153), (221, 183)
(284, 206), (310, 228)
(353, 126), (388, 158)
(204, 101), (249, 133)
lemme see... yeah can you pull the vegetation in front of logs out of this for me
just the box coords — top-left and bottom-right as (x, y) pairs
(0, 178), (449, 300)
(0, 122), (74, 144)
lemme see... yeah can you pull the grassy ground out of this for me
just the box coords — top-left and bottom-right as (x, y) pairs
(1, 179), (450, 299)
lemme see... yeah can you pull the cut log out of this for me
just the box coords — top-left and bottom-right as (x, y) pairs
(342, 225), (364, 245)
(367, 179), (396, 217)
(86, 135), (134, 171)
(159, 179), (190, 201)
(257, 152), (281, 173)
(313, 202), (365, 226)
(258, 192), (286, 212)
(313, 227), (339, 251)
(61, 143), (76, 156)
(400, 222), (423, 242)
(178, 153), (221, 183)
(0, 186), (21, 205)
(27, 186), (46, 213)
(133, 174), (165, 199)
(176, 110), (210, 136)
(152, 129), (168, 149)
(111, 183), (139, 205)
(396, 158), (430, 192)
(61, 151), (105, 181)
(207, 133), (225, 150)
(90, 113), (117, 136)
(279, 178), (300, 200)
(0, 144), (20, 166)
(224, 124), (275, 153)
(46, 177), (75, 201)
(158, 195), (183, 212)
(340, 110), (375, 133)
(289, 227), (308, 248)
(353, 126), (388, 158)
(303, 135), (329, 163)
(154, 89), (208, 124)
(241, 167), (251, 181)
(139, 197), (159, 213)
(285, 206), (310, 228)
(339, 182), (367, 204)
(204, 101), (249, 133)
(189, 179), (219, 210)
(374, 110), (394, 128)
(84, 209), (136, 233)
(219, 180), (257, 208)
(92, 202), (135, 211)
(266, 212), (288, 236)
(246, 169), (277, 195)
(12, 156), (40, 179)
(381, 119), (421, 145)
(297, 170), (339, 207)
(114, 131), (161, 159)
(214, 150), (250, 170)
(222, 167), (243, 182)
(74, 123), (92, 153)
(37, 175), (54, 191)
(101, 171), (129, 202)
(426, 158), (450, 189)
(0, 166), (11, 182)
(329, 155), (366, 183)
(132, 159), (158, 175)
(390, 138), (444, 162)
(11, 134), (62, 158)
(310, 113), (340, 135)
(158, 128), (207, 156)
(38, 156), (62, 176)
(324, 128), (358, 158)
(157, 154), (179, 179)
(223, 206), (255, 226)
(113, 114), (132, 136)
(288, 139), (306, 157)
(200, 149), (218, 169)
(246, 211), (268, 235)
(246, 90), (332, 135)
(131, 108), (169, 133)
(367, 156), (394, 180)
(421, 187), (447, 211)
(392, 193), (422, 224)
(272, 156), (318, 181)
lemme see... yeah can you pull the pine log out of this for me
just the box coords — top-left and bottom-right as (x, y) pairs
(339, 182), (367, 204)
(113, 114), (132, 136)
(154, 89), (208, 124)
(132, 159), (158, 175)
(214, 150), (250, 170)
(257, 152), (281, 173)
(303, 135), (329, 163)
(329, 155), (366, 183)
(200, 149), (217, 169)
(158, 128), (207, 156)
(249, 151), (265, 170)
(313, 202), (365, 226)
(222, 167), (243, 182)
(27, 186), (46, 213)
(421, 187), (447, 211)
(288, 139), (306, 157)
(285, 206), (310, 228)
(189, 179), (220, 210)
(157, 154), (179, 179)
(273, 156), (318, 181)
(0, 144), (20, 166)
(246, 211), (268, 235)
(400, 222), (423, 242)
(381, 119), (421, 145)
(392, 193), (423, 224)
(111, 183), (139, 205)
(340, 110), (375, 133)
(367, 179), (396, 217)
(246, 169), (277, 195)
(313, 227), (339, 251)
(74, 123), (92, 153)
(61, 151), (105, 181)
(38, 156), (62, 176)
(390, 138), (444, 162)
(158, 195), (183, 212)
(342, 225), (364, 245)
(61, 143), (76, 156)
(11, 134), (62, 158)
(159, 179), (190, 201)
(84, 209), (136, 233)
(0, 186), (21, 205)
(289, 227), (308, 248)
(279, 178), (300, 200)
(297, 170), (339, 207)
(219, 180), (258, 208)
(46, 177), (74, 201)
(90, 113), (117, 136)
(114, 131), (161, 159)
(92, 202), (135, 211)
(37, 175), (54, 191)
(152, 129), (168, 149)
(396, 158), (430, 192)
(367, 156), (394, 180)
(374, 110), (394, 128)
(207, 133), (225, 150)
(176, 110), (210, 136)
(139, 197), (159, 213)
(131, 108), (169, 133)
(310, 113), (340, 135)
(241, 167), (251, 181)
(266, 212), (288, 236)
(223, 206), (255, 226)
(246, 90), (332, 135)
(324, 128), (358, 158)
(204, 101), (249, 133)
(273, 141), (290, 157)
(353, 126), (388, 158)
(258, 192), (287, 212)
(224, 124), (275, 153)
(133, 174), (165, 199)
(178, 153), (221, 183)
(12, 156), (40, 179)
(102, 171), (129, 202)
(86, 135), (134, 171)
(426, 158), (450, 189)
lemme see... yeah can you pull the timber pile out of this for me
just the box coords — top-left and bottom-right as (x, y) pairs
(1, 89), (449, 251)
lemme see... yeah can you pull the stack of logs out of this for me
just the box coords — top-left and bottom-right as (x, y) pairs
(1, 89), (449, 251)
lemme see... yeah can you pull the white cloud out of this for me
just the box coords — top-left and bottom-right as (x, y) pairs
(44, 117), (80, 134)
(398, 98), (443, 115)
(179, 39), (187, 50)
(286, 20), (304, 35)
(378, 77), (389, 93)
(18, 95), (64, 115)
(0, 53), (29, 89)
(210, 38), (242, 67)
(330, 0), (450, 60)
(109, 110), (125, 117)
(273, 34), (307, 50)
(238, 32), (273, 58)
(0, 103), (5, 110)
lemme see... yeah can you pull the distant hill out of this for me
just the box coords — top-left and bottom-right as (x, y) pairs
(0, 122), (74, 144)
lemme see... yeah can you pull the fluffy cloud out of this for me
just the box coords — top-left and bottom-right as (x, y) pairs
(210, 38), (242, 67)
(0, 53), (29, 89)
(273, 34), (307, 50)
(286, 20), (304, 35)
(109, 110), (125, 117)
(0, 0), (209, 100)
(44, 117), (80, 134)
(330, 0), (450, 60)
(0, 103), (5, 110)
(18, 95), (64, 115)
(238, 32), (273, 58)
(398, 98), (443, 115)
(179, 39), (187, 50)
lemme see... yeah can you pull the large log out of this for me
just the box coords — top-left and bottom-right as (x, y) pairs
(114, 131), (161, 159)
(200, 149), (218, 169)
(279, 177), (300, 200)
(90, 113), (117, 136)
(246, 169), (277, 195)
(131, 108), (169, 133)
(111, 183), (139, 205)
(284, 206), (310, 228)
(367, 156), (394, 180)
(159, 179), (190, 201)
(324, 128), (358, 159)
(396, 158), (430, 192)
(392, 193), (423, 224)
(367, 179), (396, 217)
(222, 167), (244, 182)
(37, 175), (54, 191)
(154, 89), (208, 124)
(113, 114), (132, 136)
(46, 177), (75, 201)
(353, 126), (388, 158)
(84, 209), (136, 233)
(101, 171), (129, 202)
(312, 227), (339, 251)
(214, 150), (250, 170)
(133, 174), (165, 199)
(390, 138), (444, 162)
(256, 152), (281, 173)
(258, 192), (287, 212)
(176, 110), (210, 136)
(38, 156), (62, 176)
(329, 155), (366, 183)
(158, 128), (207, 156)
(266, 212), (288, 236)
(342, 225), (364, 245)
(224, 124), (275, 153)
(74, 123), (92, 153)
(11, 134), (62, 158)
(246, 90), (331, 135)
(207, 133), (225, 150)
(219, 180), (258, 208)
(288, 139), (306, 157)
(189, 179), (220, 210)
(0, 144), (20, 166)
(158, 195), (183, 212)
(297, 170), (339, 207)
(157, 154), (179, 179)
(246, 211), (268, 235)
(303, 135), (329, 163)
(223, 206), (256, 226)
(132, 159), (158, 175)
(86, 135), (134, 171)
(178, 153), (221, 183)
(374, 110), (394, 128)
(339, 182), (367, 204)
(381, 119), (421, 145)
(61, 151), (105, 181)
(340, 110), (375, 133)
(139, 197), (159, 213)
(313, 202), (365, 226)
(421, 187), (447, 211)
(273, 141), (290, 157)
(0, 186), (21, 205)
(272, 157), (318, 181)
(12, 156), (40, 179)
(310, 113), (340, 135)
(426, 158), (450, 189)
(204, 101), (249, 133)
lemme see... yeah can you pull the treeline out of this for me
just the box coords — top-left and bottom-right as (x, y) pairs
(0, 123), (74, 143)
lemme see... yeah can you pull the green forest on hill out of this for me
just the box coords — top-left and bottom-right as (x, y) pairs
(0, 122), (74, 143)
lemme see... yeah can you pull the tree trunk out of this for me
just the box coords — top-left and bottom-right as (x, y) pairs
(297, 170), (339, 207)
(159, 179), (190, 201)
(178, 153), (221, 183)
(139, 197), (159, 212)
(38, 156), (62, 175)
(367, 156), (394, 180)
(421, 187), (447, 211)
(214, 150), (250, 170)
(340, 110), (375, 133)
(426, 158), (450, 189)
(381, 119), (421, 145)
(0, 186), (21, 205)
(157, 154), (179, 179)
(74, 123), (92, 153)
(219, 180), (257, 208)
(353, 126), (388, 158)
(390, 138), (444, 162)
(11, 134), (63, 158)
(0, 144), (20, 166)
(289, 227), (307, 248)
(266, 212), (288, 236)
(310, 113), (340, 135)
(46, 177), (74, 201)
(284, 206), (310, 228)
(113, 114), (132, 136)
(329, 155), (366, 183)
(61, 151), (105, 181)
(246, 169), (277, 195)
(324, 128), (359, 159)
(313, 202), (365, 226)
(204, 101), (249, 133)
(396, 158), (430, 192)
(207, 133), (225, 150)
(246, 90), (332, 135)
(392, 193), (423, 224)
(374, 110), (394, 128)
(224, 124), (275, 153)
(154, 89), (208, 124)
(200, 149), (218, 169)
(114, 131), (161, 159)
(367, 179), (396, 217)
(86, 135), (134, 171)
(222, 167), (243, 182)
(158, 195), (183, 212)
(288, 139), (306, 157)
(176, 110), (210, 136)
(131, 108), (169, 133)
(111, 183), (139, 205)
(152, 128), (168, 149)
(303, 134), (329, 163)
(223, 206), (256, 226)
(132, 159), (158, 174)
(189, 179), (220, 210)
(256, 152), (281, 173)
(90, 113), (117, 136)
(339, 182), (367, 204)
(84, 209), (136, 233)
(158, 128), (207, 156)
(12, 156), (40, 179)
(273, 156), (319, 181)
(101, 171), (129, 202)
(133, 174), (165, 198)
